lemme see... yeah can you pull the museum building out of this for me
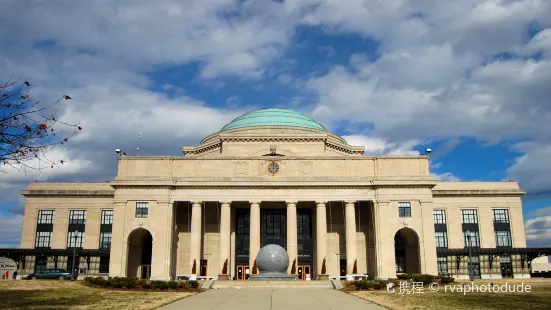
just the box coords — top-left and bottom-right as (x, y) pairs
(9, 108), (550, 280)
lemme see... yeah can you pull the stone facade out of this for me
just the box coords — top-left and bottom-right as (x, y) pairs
(19, 109), (529, 280)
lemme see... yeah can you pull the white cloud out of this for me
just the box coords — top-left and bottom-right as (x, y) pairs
(525, 215), (551, 247)
(529, 206), (551, 218)
(431, 172), (461, 182)
(342, 135), (419, 155)
(522, 28), (551, 58)
(0, 0), (297, 78)
(507, 142), (551, 198)
(0, 215), (24, 248)
(431, 162), (443, 169)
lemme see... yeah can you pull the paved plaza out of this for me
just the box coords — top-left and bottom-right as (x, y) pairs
(159, 288), (386, 310)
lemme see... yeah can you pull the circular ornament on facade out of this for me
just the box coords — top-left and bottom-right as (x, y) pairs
(267, 161), (280, 175)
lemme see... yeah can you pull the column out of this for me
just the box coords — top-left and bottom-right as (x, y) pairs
(373, 200), (394, 279)
(345, 201), (357, 275)
(316, 201), (327, 277)
(420, 200), (438, 275)
(109, 202), (126, 277)
(249, 201), (261, 273)
(189, 201), (202, 274)
(151, 201), (174, 280)
(286, 201), (298, 274)
(219, 201), (231, 277)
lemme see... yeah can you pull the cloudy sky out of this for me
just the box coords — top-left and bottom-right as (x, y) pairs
(1, 0), (551, 248)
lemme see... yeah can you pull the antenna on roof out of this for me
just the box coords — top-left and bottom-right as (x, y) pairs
(137, 132), (142, 155)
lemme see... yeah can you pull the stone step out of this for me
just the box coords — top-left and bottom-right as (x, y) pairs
(212, 280), (333, 289)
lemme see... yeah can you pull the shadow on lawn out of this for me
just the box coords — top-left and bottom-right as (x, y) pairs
(0, 289), (97, 310)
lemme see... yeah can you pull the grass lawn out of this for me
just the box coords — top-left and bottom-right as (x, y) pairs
(351, 278), (551, 310)
(0, 280), (196, 310)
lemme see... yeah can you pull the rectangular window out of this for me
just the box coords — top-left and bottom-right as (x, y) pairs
(136, 202), (149, 218)
(101, 210), (113, 225)
(67, 230), (85, 248)
(433, 210), (446, 224)
(99, 232), (112, 249)
(396, 257), (406, 273)
(69, 210), (86, 225)
(35, 255), (48, 273)
(463, 230), (480, 248)
(35, 231), (52, 248)
(435, 231), (448, 248)
(398, 202), (411, 218)
(493, 209), (510, 224)
(495, 231), (512, 247)
(500, 255), (512, 263)
(461, 209), (478, 224)
(99, 256), (110, 273)
(437, 257), (448, 275)
(37, 210), (55, 224)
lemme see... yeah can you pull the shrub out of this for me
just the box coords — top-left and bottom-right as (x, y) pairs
(353, 280), (382, 290)
(177, 281), (188, 289)
(168, 281), (179, 289)
(188, 280), (199, 289)
(96, 278), (107, 286)
(111, 281), (124, 288)
(152, 281), (169, 290)
(372, 280), (387, 290)
(389, 279), (401, 286)
(397, 274), (410, 280)
(122, 277), (138, 289)
(412, 274), (435, 285)
(85, 277), (108, 287)
(439, 276), (454, 284)
(320, 258), (327, 274)
(86, 276), (200, 291)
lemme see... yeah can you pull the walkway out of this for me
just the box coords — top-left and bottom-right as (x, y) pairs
(158, 288), (386, 310)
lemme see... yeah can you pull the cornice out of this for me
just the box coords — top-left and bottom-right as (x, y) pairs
(112, 176), (435, 183)
(182, 141), (221, 155)
(108, 183), (435, 190)
(20, 189), (114, 198)
(326, 142), (365, 155)
(221, 136), (327, 143)
(117, 155), (428, 160)
(432, 189), (526, 197)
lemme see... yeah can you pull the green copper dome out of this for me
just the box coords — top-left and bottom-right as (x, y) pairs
(221, 108), (326, 132)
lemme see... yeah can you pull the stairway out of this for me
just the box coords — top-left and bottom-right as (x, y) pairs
(211, 280), (333, 289)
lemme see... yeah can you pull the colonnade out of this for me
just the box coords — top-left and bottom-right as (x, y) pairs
(187, 201), (359, 277)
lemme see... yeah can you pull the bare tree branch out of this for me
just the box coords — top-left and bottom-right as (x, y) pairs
(0, 78), (82, 173)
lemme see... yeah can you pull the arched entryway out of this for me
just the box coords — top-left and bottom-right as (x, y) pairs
(394, 228), (420, 274)
(127, 228), (153, 279)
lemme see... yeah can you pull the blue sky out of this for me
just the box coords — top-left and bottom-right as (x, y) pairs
(1, 0), (551, 248)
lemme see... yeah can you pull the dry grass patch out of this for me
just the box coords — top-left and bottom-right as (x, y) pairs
(0, 280), (195, 310)
(351, 279), (551, 310)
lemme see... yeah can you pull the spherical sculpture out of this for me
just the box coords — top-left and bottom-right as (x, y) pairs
(256, 244), (289, 274)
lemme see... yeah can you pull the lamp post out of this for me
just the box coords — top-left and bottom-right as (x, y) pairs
(466, 230), (473, 281)
(71, 230), (79, 281)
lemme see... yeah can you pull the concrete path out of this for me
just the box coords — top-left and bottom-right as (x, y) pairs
(158, 288), (386, 310)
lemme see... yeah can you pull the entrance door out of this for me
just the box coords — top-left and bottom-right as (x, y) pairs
(500, 256), (513, 278)
(236, 265), (249, 280)
(35, 255), (48, 274)
(468, 256), (481, 279)
(139, 265), (151, 280)
(297, 265), (311, 280)
(340, 259), (346, 277)
(200, 259), (208, 277)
